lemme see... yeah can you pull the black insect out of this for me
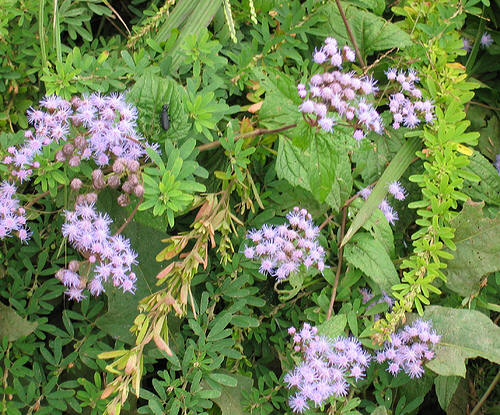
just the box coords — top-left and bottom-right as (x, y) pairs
(161, 104), (170, 131)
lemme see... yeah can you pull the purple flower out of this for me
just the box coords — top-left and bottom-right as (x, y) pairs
(480, 32), (493, 48)
(245, 207), (325, 282)
(285, 324), (370, 412)
(388, 181), (407, 201)
(376, 319), (439, 379)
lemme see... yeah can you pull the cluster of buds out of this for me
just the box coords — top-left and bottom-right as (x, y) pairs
(385, 68), (435, 129)
(285, 324), (371, 413)
(298, 37), (383, 141)
(60, 202), (137, 300)
(244, 207), (325, 282)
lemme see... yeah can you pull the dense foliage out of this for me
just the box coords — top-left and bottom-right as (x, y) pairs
(0, 1), (499, 415)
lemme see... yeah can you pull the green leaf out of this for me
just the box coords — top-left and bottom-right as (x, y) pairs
(463, 152), (500, 206)
(434, 375), (460, 411)
(276, 131), (352, 211)
(0, 303), (37, 341)
(370, 407), (389, 415)
(343, 137), (421, 246)
(207, 372), (237, 387)
(424, 306), (500, 377)
(319, 3), (412, 58)
(317, 314), (347, 339)
(127, 69), (191, 142)
(201, 373), (253, 415)
(231, 315), (260, 328)
(444, 200), (500, 297)
(343, 232), (399, 292)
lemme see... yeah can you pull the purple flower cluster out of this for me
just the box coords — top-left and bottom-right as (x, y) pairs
(359, 180), (407, 225)
(462, 32), (494, 53)
(3, 93), (154, 183)
(385, 68), (435, 129)
(244, 207), (325, 282)
(360, 288), (394, 321)
(376, 319), (440, 379)
(284, 324), (371, 413)
(0, 181), (30, 243)
(298, 37), (383, 140)
(59, 202), (137, 300)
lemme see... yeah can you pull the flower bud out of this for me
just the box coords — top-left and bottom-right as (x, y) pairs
(128, 174), (139, 186)
(68, 155), (81, 167)
(62, 142), (74, 156)
(107, 174), (121, 189)
(74, 135), (86, 149)
(133, 184), (144, 198)
(70, 178), (82, 190)
(126, 159), (140, 172)
(117, 193), (130, 207)
(69, 260), (80, 272)
(86, 192), (98, 204)
(121, 181), (133, 194)
(55, 150), (66, 162)
(113, 158), (126, 174)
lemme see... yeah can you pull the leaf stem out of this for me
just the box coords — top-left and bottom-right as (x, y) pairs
(334, 0), (366, 69)
(196, 123), (297, 152)
(470, 369), (500, 415)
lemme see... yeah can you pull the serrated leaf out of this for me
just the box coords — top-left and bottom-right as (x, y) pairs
(343, 232), (399, 292)
(317, 314), (347, 339)
(424, 306), (500, 377)
(463, 152), (500, 206)
(127, 69), (191, 142)
(444, 200), (500, 297)
(319, 3), (412, 58)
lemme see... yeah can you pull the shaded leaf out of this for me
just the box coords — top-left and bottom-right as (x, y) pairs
(424, 306), (500, 377)
(202, 373), (253, 415)
(434, 375), (460, 411)
(444, 200), (500, 297)
(0, 303), (37, 341)
(318, 314), (347, 339)
(463, 152), (500, 206)
(343, 232), (399, 292)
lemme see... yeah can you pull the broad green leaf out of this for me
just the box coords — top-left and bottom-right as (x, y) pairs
(370, 407), (389, 415)
(276, 131), (353, 211)
(343, 137), (421, 246)
(128, 69), (191, 142)
(444, 200), (500, 297)
(319, 3), (412, 58)
(0, 303), (37, 341)
(343, 232), (399, 292)
(462, 152), (500, 206)
(434, 375), (460, 411)
(207, 372), (237, 387)
(424, 306), (500, 377)
(201, 373), (253, 415)
(317, 314), (347, 339)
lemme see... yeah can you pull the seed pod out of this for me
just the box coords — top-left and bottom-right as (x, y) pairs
(161, 105), (169, 131)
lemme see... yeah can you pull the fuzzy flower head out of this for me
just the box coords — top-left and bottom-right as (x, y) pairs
(60, 202), (137, 299)
(386, 69), (434, 130)
(376, 319), (440, 379)
(360, 288), (394, 321)
(284, 324), (370, 412)
(480, 32), (494, 48)
(297, 37), (383, 140)
(0, 181), (30, 243)
(245, 207), (325, 283)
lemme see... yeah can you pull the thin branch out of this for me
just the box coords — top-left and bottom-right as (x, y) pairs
(114, 196), (144, 236)
(326, 205), (347, 320)
(468, 101), (500, 111)
(470, 369), (500, 415)
(334, 0), (366, 69)
(24, 185), (65, 209)
(196, 123), (297, 152)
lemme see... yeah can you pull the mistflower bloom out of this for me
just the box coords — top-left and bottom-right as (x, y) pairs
(284, 324), (371, 412)
(358, 181), (406, 226)
(0, 181), (30, 243)
(4, 93), (155, 184)
(297, 36), (383, 139)
(245, 207), (325, 282)
(60, 202), (137, 300)
(387, 69), (434, 130)
(376, 319), (440, 379)
(388, 181), (407, 201)
(480, 32), (494, 48)
(495, 154), (500, 176)
(461, 38), (472, 53)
